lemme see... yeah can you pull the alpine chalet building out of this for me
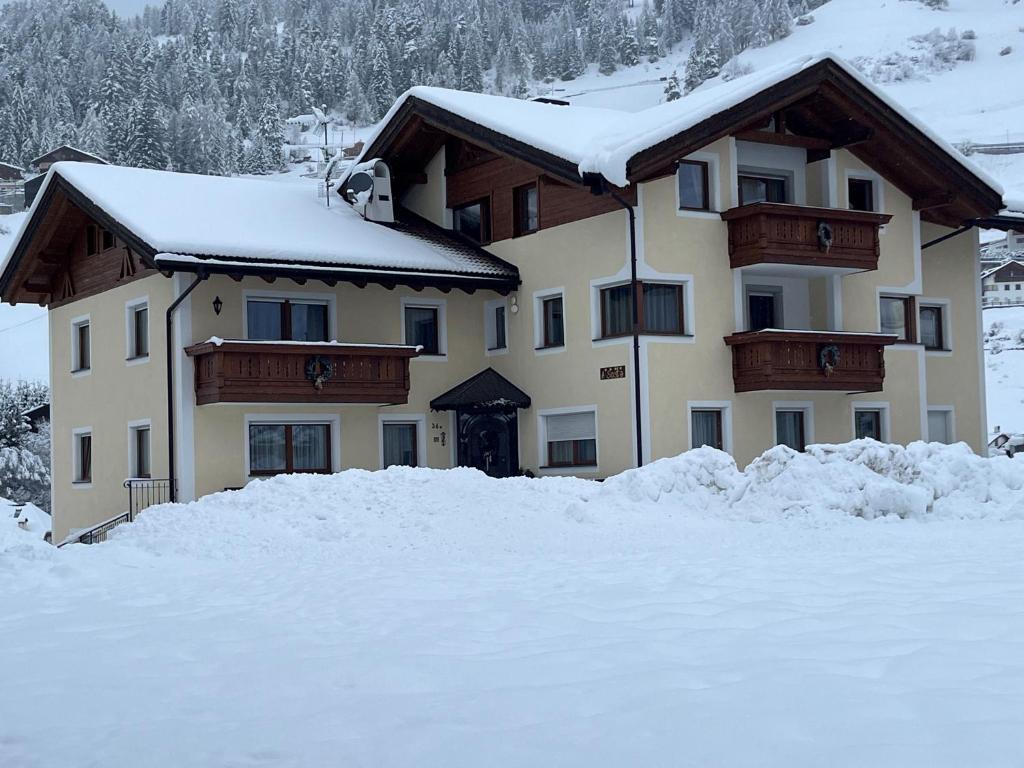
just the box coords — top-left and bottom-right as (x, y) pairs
(2, 54), (1020, 542)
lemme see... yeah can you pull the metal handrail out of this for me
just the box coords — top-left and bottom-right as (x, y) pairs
(57, 478), (174, 547)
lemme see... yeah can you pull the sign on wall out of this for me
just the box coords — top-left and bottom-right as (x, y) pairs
(600, 365), (626, 380)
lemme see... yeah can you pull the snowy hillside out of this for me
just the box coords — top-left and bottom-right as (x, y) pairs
(561, 0), (1024, 203)
(2, 442), (1023, 766)
(985, 305), (1024, 436)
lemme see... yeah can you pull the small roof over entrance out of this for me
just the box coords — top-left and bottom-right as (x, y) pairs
(430, 368), (531, 412)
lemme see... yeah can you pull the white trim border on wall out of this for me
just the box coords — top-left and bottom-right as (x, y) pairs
(686, 400), (734, 455)
(378, 413), (428, 469)
(242, 412), (342, 480)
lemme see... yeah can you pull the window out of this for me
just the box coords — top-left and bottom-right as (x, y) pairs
(775, 410), (807, 451)
(544, 411), (597, 468)
(131, 425), (151, 478)
(248, 423), (330, 475)
(739, 174), (787, 205)
(86, 225), (98, 256)
(74, 431), (92, 483)
(599, 282), (685, 338)
(541, 295), (564, 348)
(677, 160), (709, 211)
(101, 229), (115, 250)
(880, 296), (915, 342)
(919, 305), (945, 351)
(382, 422), (418, 467)
(691, 409), (723, 450)
(747, 290), (780, 331)
(848, 178), (875, 212)
(246, 298), (329, 342)
(927, 409), (953, 444)
(128, 302), (149, 359)
(854, 409), (883, 441)
(453, 199), (490, 243)
(513, 183), (538, 236)
(404, 305), (440, 355)
(486, 301), (507, 352)
(72, 319), (91, 372)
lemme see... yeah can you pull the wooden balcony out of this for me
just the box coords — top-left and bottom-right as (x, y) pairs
(723, 330), (896, 393)
(721, 203), (892, 270)
(185, 340), (419, 405)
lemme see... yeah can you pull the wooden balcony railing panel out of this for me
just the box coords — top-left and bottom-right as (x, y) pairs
(720, 203), (892, 271)
(185, 340), (419, 405)
(723, 330), (897, 393)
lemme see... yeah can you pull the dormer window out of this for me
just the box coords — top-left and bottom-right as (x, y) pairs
(453, 199), (490, 244)
(86, 225), (98, 256)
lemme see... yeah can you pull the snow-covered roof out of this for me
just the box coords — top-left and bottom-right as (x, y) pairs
(361, 52), (1004, 199)
(20, 163), (516, 282)
(30, 145), (107, 167)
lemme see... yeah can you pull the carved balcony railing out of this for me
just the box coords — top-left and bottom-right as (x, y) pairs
(184, 340), (419, 405)
(720, 203), (892, 271)
(723, 330), (897, 393)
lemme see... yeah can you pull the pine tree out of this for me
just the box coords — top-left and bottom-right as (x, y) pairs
(255, 96), (283, 171)
(77, 108), (107, 157)
(126, 71), (167, 169)
(368, 39), (396, 120)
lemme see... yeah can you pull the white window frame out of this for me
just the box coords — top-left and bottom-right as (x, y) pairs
(483, 297), (509, 356)
(242, 288), (337, 341)
(71, 426), (93, 488)
(926, 406), (956, 444)
(590, 273), (696, 347)
(686, 401), (733, 455)
(533, 287), (566, 356)
(126, 418), (152, 479)
(243, 413), (341, 479)
(844, 168), (885, 216)
(675, 150), (721, 219)
(400, 296), (448, 361)
(851, 402), (891, 443)
(125, 296), (150, 366)
(917, 297), (952, 356)
(378, 413), (428, 469)
(70, 313), (91, 377)
(772, 401), (815, 449)
(537, 405), (599, 475)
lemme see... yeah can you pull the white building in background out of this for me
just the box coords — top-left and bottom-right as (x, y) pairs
(983, 259), (1024, 306)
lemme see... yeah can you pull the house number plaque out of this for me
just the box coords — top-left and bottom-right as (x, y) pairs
(600, 365), (626, 380)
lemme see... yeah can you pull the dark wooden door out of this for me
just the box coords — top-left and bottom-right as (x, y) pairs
(748, 294), (777, 331)
(457, 411), (518, 478)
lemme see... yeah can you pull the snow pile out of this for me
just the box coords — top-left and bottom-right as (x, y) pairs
(105, 441), (1024, 567)
(0, 498), (53, 569)
(597, 439), (1024, 522)
(851, 27), (976, 83)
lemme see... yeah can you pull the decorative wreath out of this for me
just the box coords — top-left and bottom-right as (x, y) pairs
(304, 355), (335, 391)
(818, 344), (841, 377)
(817, 221), (834, 252)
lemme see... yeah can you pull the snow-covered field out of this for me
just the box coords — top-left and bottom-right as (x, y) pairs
(2, 442), (1023, 767)
(985, 305), (1024, 435)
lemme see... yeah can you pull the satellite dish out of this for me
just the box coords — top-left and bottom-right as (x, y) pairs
(343, 171), (374, 205)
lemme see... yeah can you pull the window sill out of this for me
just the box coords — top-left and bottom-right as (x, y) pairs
(126, 355), (150, 366)
(534, 344), (565, 356)
(71, 481), (92, 489)
(71, 368), (92, 378)
(541, 464), (597, 470)
(412, 352), (448, 363)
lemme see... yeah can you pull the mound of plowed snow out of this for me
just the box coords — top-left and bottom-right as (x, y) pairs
(97, 441), (1024, 564)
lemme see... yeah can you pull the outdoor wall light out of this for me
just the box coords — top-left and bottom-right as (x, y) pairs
(213, 296), (223, 316)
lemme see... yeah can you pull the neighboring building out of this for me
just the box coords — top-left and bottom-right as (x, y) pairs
(23, 146), (106, 207)
(0, 54), (1015, 542)
(23, 402), (50, 433)
(0, 161), (25, 214)
(982, 259), (1024, 307)
(0, 161), (23, 182)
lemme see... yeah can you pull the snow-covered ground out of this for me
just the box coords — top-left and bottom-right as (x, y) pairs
(985, 305), (1024, 435)
(2, 442), (1023, 766)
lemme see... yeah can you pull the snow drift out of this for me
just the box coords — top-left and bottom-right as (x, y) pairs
(58, 440), (1024, 566)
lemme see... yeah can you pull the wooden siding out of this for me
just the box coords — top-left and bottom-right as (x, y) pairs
(185, 340), (419, 405)
(721, 203), (892, 271)
(723, 330), (896, 393)
(446, 155), (635, 243)
(49, 224), (156, 309)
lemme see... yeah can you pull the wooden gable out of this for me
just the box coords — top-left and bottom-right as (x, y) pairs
(989, 261), (1024, 283)
(0, 179), (158, 307)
